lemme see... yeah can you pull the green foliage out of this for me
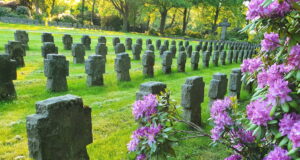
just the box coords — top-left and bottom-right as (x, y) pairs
(101, 15), (123, 31)
(0, 7), (13, 17)
(226, 27), (248, 41)
(16, 6), (31, 17)
(53, 14), (78, 24)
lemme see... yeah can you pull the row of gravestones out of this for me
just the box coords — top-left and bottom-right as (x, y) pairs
(25, 69), (243, 159)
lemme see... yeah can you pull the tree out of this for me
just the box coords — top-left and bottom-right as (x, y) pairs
(180, 0), (201, 35)
(81, 0), (85, 24)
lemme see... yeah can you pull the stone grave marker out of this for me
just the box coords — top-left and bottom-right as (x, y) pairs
(0, 54), (17, 100)
(142, 50), (155, 77)
(98, 36), (106, 44)
(62, 34), (73, 50)
(115, 43), (126, 54)
(208, 73), (228, 107)
(162, 51), (173, 74)
(95, 43), (107, 61)
(136, 81), (167, 100)
(156, 40), (161, 50)
(81, 35), (91, 50)
(132, 44), (142, 60)
(125, 38), (132, 50)
(72, 43), (86, 64)
(191, 51), (200, 70)
(229, 68), (242, 99)
(14, 30), (29, 50)
(5, 41), (26, 67)
(85, 55), (106, 86)
(170, 45), (177, 58)
(114, 53), (131, 81)
(177, 51), (187, 72)
(41, 42), (58, 59)
(42, 33), (54, 43)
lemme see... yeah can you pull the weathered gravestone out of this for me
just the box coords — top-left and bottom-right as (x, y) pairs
(146, 39), (152, 47)
(162, 51), (173, 74)
(0, 54), (17, 100)
(132, 44), (142, 60)
(170, 45), (177, 58)
(238, 50), (244, 63)
(177, 51), (187, 72)
(202, 51), (210, 68)
(179, 46), (185, 52)
(229, 68), (242, 99)
(85, 55), (105, 86)
(95, 43), (107, 61)
(98, 36), (106, 44)
(72, 43), (86, 64)
(178, 41), (183, 47)
(5, 41), (26, 67)
(41, 42), (58, 59)
(26, 94), (92, 160)
(136, 81), (167, 100)
(44, 54), (69, 92)
(114, 53), (131, 81)
(125, 38), (132, 50)
(181, 76), (205, 126)
(171, 40), (176, 46)
(81, 35), (91, 50)
(159, 45), (167, 56)
(218, 18), (231, 40)
(208, 73), (228, 107)
(227, 49), (233, 64)
(187, 45), (193, 58)
(220, 51), (227, 65)
(142, 50), (155, 77)
(185, 41), (189, 48)
(232, 49), (238, 63)
(163, 40), (169, 50)
(136, 38), (143, 49)
(115, 43), (126, 54)
(42, 33), (54, 43)
(212, 51), (219, 67)
(147, 44), (155, 52)
(156, 40), (161, 50)
(62, 34), (73, 50)
(191, 51), (200, 70)
(14, 30), (29, 50)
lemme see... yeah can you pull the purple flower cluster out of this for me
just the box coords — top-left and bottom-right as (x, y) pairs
(210, 98), (232, 141)
(127, 125), (162, 152)
(261, 33), (280, 52)
(241, 58), (263, 73)
(231, 129), (256, 143)
(132, 94), (158, 120)
(224, 154), (242, 160)
(289, 121), (300, 148)
(288, 45), (300, 69)
(279, 113), (300, 136)
(246, 99), (273, 126)
(136, 154), (146, 160)
(247, 0), (291, 20)
(264, 147), (291, 160)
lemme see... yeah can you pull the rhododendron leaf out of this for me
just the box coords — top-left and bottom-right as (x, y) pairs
(275, 132), (283, 139)
(270, 105), (277, 117)
(296, 70), (300, 81)
(253, 126), (262, 138)
(279, 137), (289, 147)
(281, 103), (290, 113)
(287, 148), (298, 156)
(285, 70), (296, 79)
(288, 140), (293, 150)
(261, 0), (273, 8)
(248, 124), (258, 131)
(268, 120), (278, 125)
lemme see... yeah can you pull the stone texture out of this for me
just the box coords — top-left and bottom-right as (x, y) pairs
(142, 50), (155, 77)
(229, 68), (242, 99)
(147, 44), (155, 52)
(146, 39), (152, 46)
(181, 76), (205, 126)
(72, 43), (86, 64)
(132, 44), (142, 60)
(208, 73), (228, 107)
(42, 33), (54, 43)
(136, 38), (143, 49)
(85, 55), (105, 86)
(0, 54), (17, 100)
(114, 53), (131, 81)
(98, 36), (106, 44)
(125, 38), (132, 50)
(218, 18), (231, 40)
(232, 50), (238, 63)
(159, 45), (167, 56)
(41, 42), (58, 59)
(162, 51), (173, 74)
(62, 34), (73, 50)
(186, 45), (193, 58)
(227, 50), (233, 64)
(136, 81), (167, 100)
(238, 50), (244, 63)
(220, 51), (227, 65)
(113, 37), (120, 47)
(202, 51), (211, 68)
(170, 45), (177, 58)
(95, 43), (107, 61)
(171, 40), (176, 46)
(177, 51), (187, 72)
(191, 51), (200, 70)
(163, 40), (169, 50)
(14, 30), (29, 50)
(115, 43), (126, 54)
(212, 51), (219, 67)
(156, 40), (161, 50)
(5, 41), (26, 67)
(184, 41), (189, 48)
(26, 94), (92, 160)
(44, 54), (69, 92)
(81, 35), (91, 50)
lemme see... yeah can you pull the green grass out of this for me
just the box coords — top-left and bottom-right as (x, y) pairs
(0, 23), (250, 160)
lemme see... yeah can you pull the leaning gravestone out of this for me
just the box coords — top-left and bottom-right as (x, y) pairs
(14, 30), (29, 50)
(125, 38), (133, 50)
(0, 54), (17, 100)
(132, 44), (142, 60)
(177, 51), (187, 72)
(208, 73), (228, 107)
(26, 94), (92, 160)
(72, 43), (86, 64)
(115, 43), (126, 54)
(181, 76), (205, 126)
(85, 55), (106, 86)
(136, 81), (167, 100)
(5, 41), (26, 67)
(114, 53), (131, 81)
(62, 34), (73, 50)
(162, 51), (173, 74)
(81, 35), (91, 50)
(191, 51), (200, 70)
(95, 43), (107, 61)
(156, 40), (161, 50)
(98, 36), (106, 44)
(42, 33), (54, 43)
(142, 50), (155, 77)
(229, 68), (242, 99)
(44, 54), (69, 92)
(170, 45), (177, 58)
(41, 42), (58, 59)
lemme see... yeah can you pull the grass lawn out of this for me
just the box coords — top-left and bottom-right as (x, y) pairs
(0, 23), (250, 160)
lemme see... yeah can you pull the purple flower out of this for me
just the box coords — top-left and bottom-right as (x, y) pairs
(210, 98), (233, 127)
(264, 147), (291, 160)
(127, 137), (139, 152)
(136, 154), (146, 160)
(211, 126), (224, 142)
(257, 69), (268, 88)
(241, 58), (263, 73)
(132, 94), (158, 120)
(288, 121), (300, 148)
(267, 79), (292, 106)
(146, 125), (162, 145)
(224, 154), (242, 160)
(246, 99), (273, 126)
(288, 45), (300, 69)
(279, 113), (300, 136)
(261, 33), (280, 52)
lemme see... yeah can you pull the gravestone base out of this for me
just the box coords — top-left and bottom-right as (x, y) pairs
(0, 81), (16, 100)
(87, 75), (104, 86)
(47, 77), (68, 92)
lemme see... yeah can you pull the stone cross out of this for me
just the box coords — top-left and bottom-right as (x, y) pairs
(212, 51), (219, 67)
(142, 50), (155, 77)
(136, 38), (143, 49)
(191, 51), (200, 70)
(113, 37), (120, 48)
(95, 43), (107, 62)
(147, 44), (155, 52)
(85, 55), (106, 86)
(14, 30), (29, 50)
(26, 94), (92, 160)
(202, 51), (211, 68)
(126, 38), (132, 50)
(156, 40), (161, 50)
(181, 76), (205, 126)
(42, 33), (54, 43)
(218, 19), (231, 40)
(159, 45), (167, 56)
(229, 68), (242, 99)
(44, 54), (69, 92)
(136, 81), (167, 100)
(187, 45), (193, 58)
(81, 35), (91, 50)
(0, 54), (17, 100)
(62, 34), (73, 50)
(72, 43), (86, 64)
(171, 40), (176, 46)
(146, 39), (152, 47)
(184, 41), (189, 48)
(5, 41), (26, 67)
(170, 45), (177, 58)
(208, 73), (228, 107)
(114, 53), (131, 81)
(115, 43), (126, 54)
(41, 42), (58, 59)
(177, 51), (187, 72)
(162, 51), (173, 74)
(98, 36), (106, 44)
(132, 44), (142, 60)
(163, 40), (169, 50)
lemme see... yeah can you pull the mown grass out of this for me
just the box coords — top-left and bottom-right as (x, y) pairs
(0, 23), (250, 160)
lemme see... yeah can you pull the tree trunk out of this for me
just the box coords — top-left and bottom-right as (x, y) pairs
(182, 7), (188, 35)
(166, 9), (176, 29)
(159, 8), (168, 34)
(81, 0), (85, 25)
(91, 0), (96, 25)
(122, 13), (129, 32)
(50, 0), (56, 16)
(212, 4), (220, 33)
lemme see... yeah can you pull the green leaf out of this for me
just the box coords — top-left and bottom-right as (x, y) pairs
(297, 70), (300, 81)
(253, 126), (262, 138)
(261, 0), (274, 7)
(279, 137), (289, 147)
(270, 105), (277, 117)
(282, 103), (290, 113)
(288, 148), (298, 156)
(275, 132), (283, 139)
(268, 120), (278, 125)
(248, 123), (258, 131)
